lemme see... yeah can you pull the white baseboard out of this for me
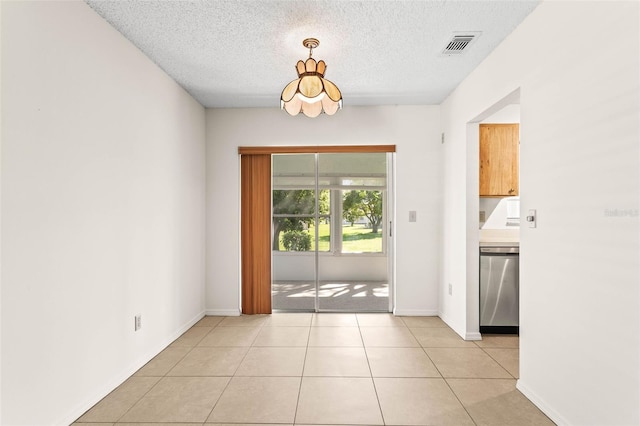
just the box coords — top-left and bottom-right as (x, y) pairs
(60, 310), (205, 426)
(516, 379), (567, 425)
(205, 308), (241, 316)
(437, 312), (481, 341)
(465, 331), (482, 341)
(438, 311), (457, 331)
(393, 309), (439, 316)
(438, 312), (479, 341)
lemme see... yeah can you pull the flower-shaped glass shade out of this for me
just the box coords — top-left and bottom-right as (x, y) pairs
(281, 57), (342, 118)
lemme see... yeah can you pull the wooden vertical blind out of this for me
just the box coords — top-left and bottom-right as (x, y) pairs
(240, 154), (272, 314)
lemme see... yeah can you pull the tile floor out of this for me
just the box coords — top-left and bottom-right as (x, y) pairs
(73, 313), (554, 425)
(272, 282), (389, 311)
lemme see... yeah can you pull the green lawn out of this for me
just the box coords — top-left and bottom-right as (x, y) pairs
(278, 223), (382, 253)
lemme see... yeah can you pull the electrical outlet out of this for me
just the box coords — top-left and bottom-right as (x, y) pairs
(448, 283), (452, 295)
(479, 210), (486, 223)
(135, 315), (142, 331)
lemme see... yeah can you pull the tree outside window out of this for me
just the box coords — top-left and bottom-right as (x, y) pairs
(342, 190), (383, 233)
(272, 189), (329, 251)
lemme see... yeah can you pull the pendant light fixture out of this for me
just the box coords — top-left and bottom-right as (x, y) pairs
(280, 38), (343, 118)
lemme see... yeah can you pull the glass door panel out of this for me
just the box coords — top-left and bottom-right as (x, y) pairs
(272, 152), (392, 312)
(317, 153), (390, 312)
(272, 154), (318, 311)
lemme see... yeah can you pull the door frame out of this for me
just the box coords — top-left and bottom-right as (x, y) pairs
(239, 145), (396, 314)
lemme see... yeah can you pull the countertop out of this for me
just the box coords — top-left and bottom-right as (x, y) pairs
(480, 241), (519, 247)
(479, 228), (519, 247)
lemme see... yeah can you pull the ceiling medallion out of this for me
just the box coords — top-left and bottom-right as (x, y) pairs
(280, 38), (343, 118)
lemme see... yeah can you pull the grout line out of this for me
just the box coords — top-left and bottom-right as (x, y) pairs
(292, 323), (313, 425)
(113, 320), (224, 423)
(442, 377), (479, 426)
(477, 345), (518, 379)
(203, 317), (265, 423)
(202, 376), (234, 423)
(111, 377), (161, 424)
(80, 313), (523, 425)
(160, 341), (199, 377)
(406, 326), (445, 380)
(357, 321), (387, 425)
(187, 319), (235, 423)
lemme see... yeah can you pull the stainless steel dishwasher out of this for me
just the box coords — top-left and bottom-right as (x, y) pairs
(480, 246), (519, 334)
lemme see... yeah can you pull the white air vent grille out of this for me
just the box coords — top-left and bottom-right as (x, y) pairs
(442, 33), (480, 55)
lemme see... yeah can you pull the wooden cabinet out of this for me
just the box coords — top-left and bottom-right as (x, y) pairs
(479, 123), (519, 197)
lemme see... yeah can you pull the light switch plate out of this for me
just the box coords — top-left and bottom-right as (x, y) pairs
(527, 209), (537, 228)
(409, 211), (417, 222)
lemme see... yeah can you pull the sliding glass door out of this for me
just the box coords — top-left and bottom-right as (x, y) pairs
(271, 152), (392, 312)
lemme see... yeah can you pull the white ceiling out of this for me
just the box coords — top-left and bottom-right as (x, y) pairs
(85, 0), (540, 108)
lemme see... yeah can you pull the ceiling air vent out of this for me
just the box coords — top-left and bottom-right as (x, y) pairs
(441, 33), (481, 55)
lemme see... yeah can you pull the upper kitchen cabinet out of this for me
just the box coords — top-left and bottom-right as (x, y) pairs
(479, 123), (519, 197)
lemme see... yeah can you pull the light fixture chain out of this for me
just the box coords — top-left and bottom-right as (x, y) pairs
(302, 37), (319, 59)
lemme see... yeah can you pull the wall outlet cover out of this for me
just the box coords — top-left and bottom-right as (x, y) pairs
(135, 315), (142, 331)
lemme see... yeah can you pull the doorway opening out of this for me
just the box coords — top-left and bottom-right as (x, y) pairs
(466, 88), (521, 339)
(271, 152), (394, 312)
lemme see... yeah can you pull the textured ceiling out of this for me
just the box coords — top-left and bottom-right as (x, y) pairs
(85, 0), (540, 108)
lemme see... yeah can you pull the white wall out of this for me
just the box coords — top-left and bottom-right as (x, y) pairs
(0, 2), (4, 421)
(440, 2), (639, 424)
(1, 2), (206, 424)
(206, 106), (441, 316)
(481, 103), (520, 124)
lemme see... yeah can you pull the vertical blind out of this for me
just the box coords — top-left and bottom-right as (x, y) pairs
(240, 154), (272, 314)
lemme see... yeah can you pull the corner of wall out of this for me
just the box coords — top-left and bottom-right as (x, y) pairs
(60, 310), (206, 425)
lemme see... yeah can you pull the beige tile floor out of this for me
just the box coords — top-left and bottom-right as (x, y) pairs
(73, 313), (554, 426)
